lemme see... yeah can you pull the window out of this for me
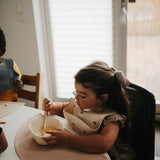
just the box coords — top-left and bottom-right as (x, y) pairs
(37, 0), (125, 101)
(127, 0), (160, 101)
(32, 0), (126, 101)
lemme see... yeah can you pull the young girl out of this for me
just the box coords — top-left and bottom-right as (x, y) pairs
(42, 61), (136, 160)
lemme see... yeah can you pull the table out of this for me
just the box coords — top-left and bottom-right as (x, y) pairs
(0, 105), (43, 160)
(0, 103), (109, 160)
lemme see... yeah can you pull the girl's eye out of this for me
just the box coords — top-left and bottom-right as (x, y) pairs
(80, 95), (86, 99)
(73, 91), (87, 99)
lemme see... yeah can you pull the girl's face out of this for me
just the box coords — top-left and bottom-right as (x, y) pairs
(74, 82), (102, 110)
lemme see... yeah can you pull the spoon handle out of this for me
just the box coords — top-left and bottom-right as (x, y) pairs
(41, 111), (47, 136)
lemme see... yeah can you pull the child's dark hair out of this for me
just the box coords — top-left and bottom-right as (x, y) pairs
(0, 28), (6, 52)
(74, 61), (130, 137)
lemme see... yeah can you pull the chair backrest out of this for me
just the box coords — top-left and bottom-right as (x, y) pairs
(18, 73), (43, 110)
(125, 84), (155, 160)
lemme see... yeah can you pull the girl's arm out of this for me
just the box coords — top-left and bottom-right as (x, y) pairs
(44, 122), (120, 153)
(67, 122), (119, 153)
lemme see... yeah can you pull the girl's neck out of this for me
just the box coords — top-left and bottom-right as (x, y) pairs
(91, 106), (105, 113)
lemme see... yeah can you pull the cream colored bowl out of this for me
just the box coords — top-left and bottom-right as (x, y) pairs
(29, 115), (63, 145)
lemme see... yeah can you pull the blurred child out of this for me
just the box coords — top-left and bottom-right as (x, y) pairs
(0, 27), (23, 102)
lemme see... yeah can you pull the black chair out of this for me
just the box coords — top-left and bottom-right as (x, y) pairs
(125, 84), (155, 160)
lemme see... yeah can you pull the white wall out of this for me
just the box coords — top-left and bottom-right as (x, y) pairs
(0, 0), (41, 107)
(0, 0), (40, 74)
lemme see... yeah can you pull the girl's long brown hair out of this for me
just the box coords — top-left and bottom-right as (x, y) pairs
(74, 61), (130, 138)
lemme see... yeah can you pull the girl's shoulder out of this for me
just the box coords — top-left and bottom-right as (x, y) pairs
(103, 113), (126, 128)
(3, 58), (13, 66)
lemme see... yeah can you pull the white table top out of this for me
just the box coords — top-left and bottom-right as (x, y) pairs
(0, 103), (107, 160)
(0, 105), (43, 160)
(1, 103), (158, 160)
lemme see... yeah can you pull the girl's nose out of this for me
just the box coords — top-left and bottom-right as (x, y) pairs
(75, 94), (79, 100)
(73, 92), (81, 106)
(75, 96), (80, 106)
(74, 92), (79, 101)
(72, 91), (79, 102)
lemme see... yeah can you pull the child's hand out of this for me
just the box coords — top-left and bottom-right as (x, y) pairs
(42, 98), (63, 115)
(42, 129), (70, 146)
(12, 79), (23, 91)
(43, 98), (53, 111)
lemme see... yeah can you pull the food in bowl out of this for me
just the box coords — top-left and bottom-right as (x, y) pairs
(45, 128), (56, 132)
(29, 115), (63, 145)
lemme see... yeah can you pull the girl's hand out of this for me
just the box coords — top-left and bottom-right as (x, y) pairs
(42, 129), (70, 146)
(42, 98), (53, 113)
(42, 98), (63, 115)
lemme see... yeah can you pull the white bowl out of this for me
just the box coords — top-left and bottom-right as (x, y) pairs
(29, 115), (63, 145)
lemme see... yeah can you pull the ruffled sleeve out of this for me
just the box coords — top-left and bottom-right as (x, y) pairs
(103, 113), (126, 128)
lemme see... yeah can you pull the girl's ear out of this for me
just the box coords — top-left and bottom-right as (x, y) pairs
(100, 93), (109, 104)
